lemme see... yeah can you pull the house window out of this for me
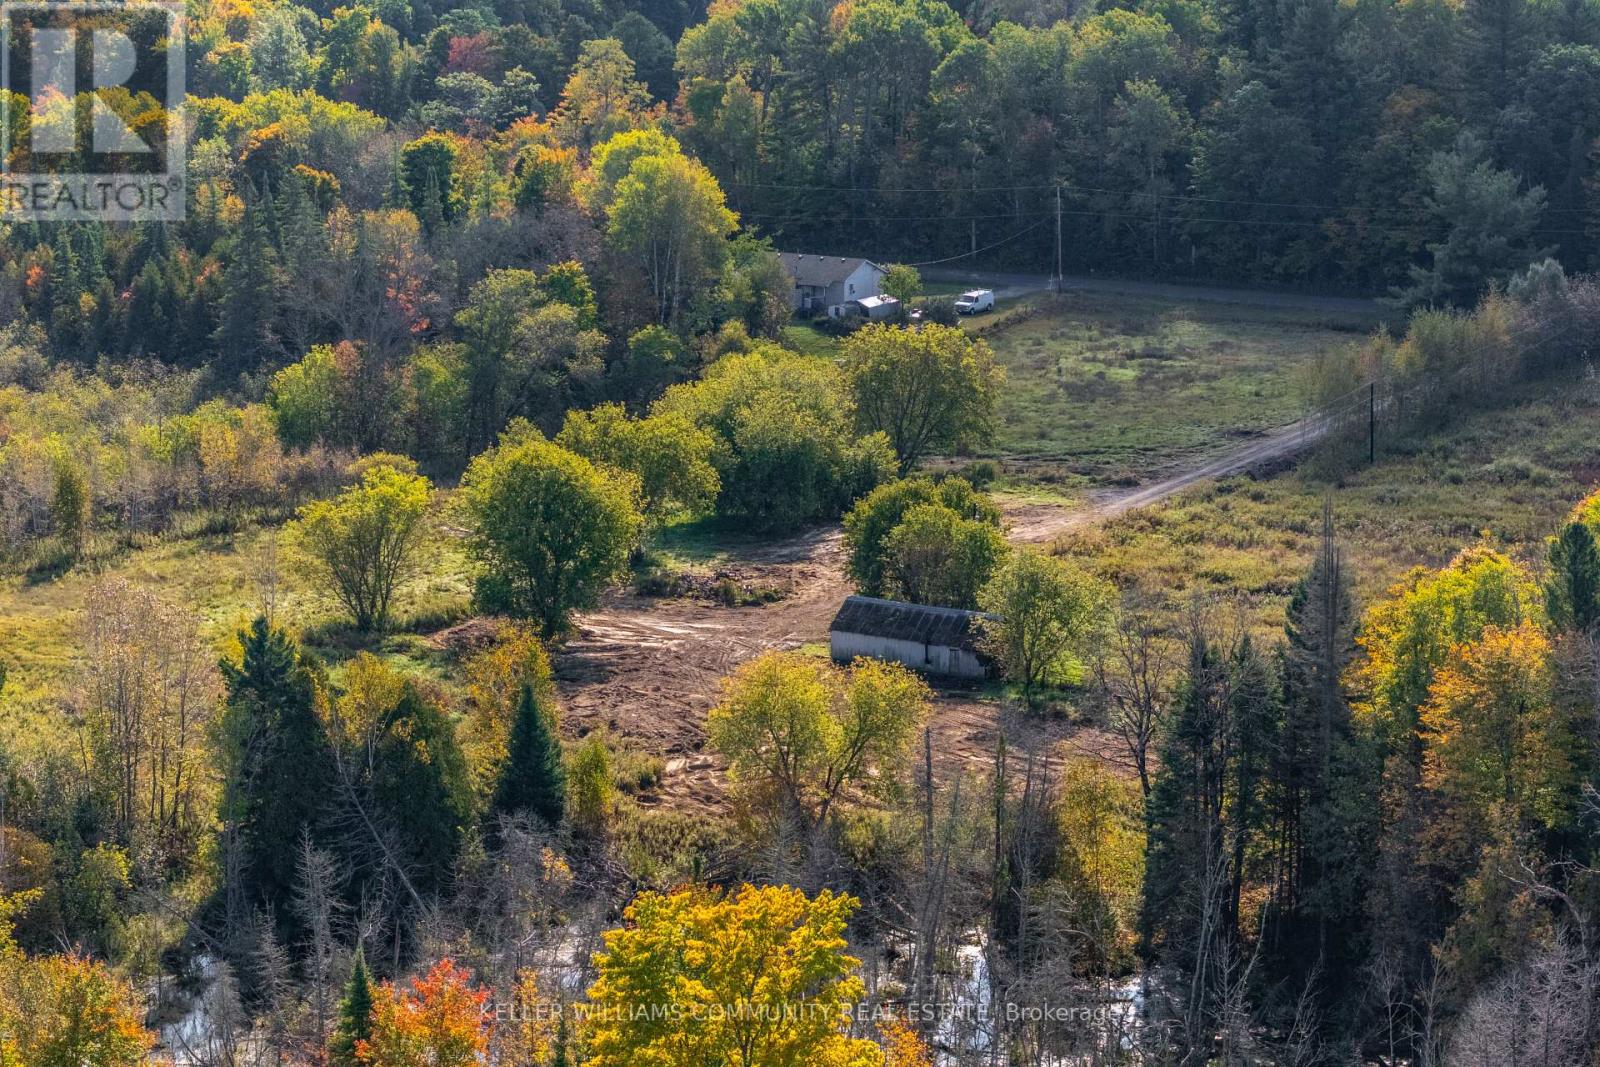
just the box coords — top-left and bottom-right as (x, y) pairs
(848, 283), (855, 294)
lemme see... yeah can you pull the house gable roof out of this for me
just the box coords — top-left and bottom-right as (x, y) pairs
(828, 595), (994, 652)
(777, 253), (882, 288)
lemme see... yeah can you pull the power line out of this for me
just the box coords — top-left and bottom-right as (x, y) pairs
(902, 218), (1052, 266)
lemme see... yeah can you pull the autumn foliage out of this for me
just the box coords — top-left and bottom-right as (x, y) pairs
(357, 959), (492, 1067)
(583, 884), (882, 1067)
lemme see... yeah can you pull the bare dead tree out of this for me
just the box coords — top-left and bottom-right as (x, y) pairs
(76, 578), (220, 866)
(253, 533), (282, 625)
(292, 833), (348, 1054)
(1446, 936), (1597, 1067)
(250, 911), (296, 1067)
(909, 727), (966, 1010)
(1093, 594), (1174, 798)
(321, 688), (432, 957)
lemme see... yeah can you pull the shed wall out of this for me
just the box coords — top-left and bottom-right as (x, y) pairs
(830, 630), (987, 679)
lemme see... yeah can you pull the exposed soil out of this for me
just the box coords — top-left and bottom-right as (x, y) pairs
(550, 415), (1327, 811)
(554, 532), (849, 812)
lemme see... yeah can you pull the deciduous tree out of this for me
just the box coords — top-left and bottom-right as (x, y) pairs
(880, 502), (1006, 609)
(358, 959), (491, 1067)
(557, 402), (721, 527)
(605, 150), (738, 325)
(844, 324), (1002, 474)
(707, 653), (929, 829)
(459, 432), (642, 635)
(583, 885), (882, 1067)
(979, 549), (1113, 708)
(843, 476), (999, 597)
(291, 461), (431, 631)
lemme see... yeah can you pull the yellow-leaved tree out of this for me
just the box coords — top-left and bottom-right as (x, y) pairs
(0, 892), (157, 1067)
(1356, 544), (1535, 746)
(582, 884), (882, 1067)
(1056, 755), (1146, 972)
(707, 652), (930, 830)
(1420, 622), (1576, 833)
(878, 1017), (934, 1067)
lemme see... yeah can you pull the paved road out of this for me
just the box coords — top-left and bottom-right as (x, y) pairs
(922, 267), (1384, 318)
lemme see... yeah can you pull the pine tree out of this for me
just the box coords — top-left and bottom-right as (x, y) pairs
(49, 228), (80, 302)
(492, 682), (566, 827)
(219, 617), (338, 948)
(1546, 520), (1600, 633)
(371, 684), (474, 898)
(212, 185), (282, 374)
(1139, 634), (1229, 970)
(552, 1014), (569, 1067)
(1223, 636), (1280, 937)
(418, 168), (447, 235)
(328, 945), (375, 1067)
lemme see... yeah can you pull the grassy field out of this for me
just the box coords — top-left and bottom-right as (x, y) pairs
(1058, 371), (1600, 637)
(0, 510), (478, 753)
(4, 300), (1585, 761)
(986, 294), (1377, 485)
(779, 322), (841, 358)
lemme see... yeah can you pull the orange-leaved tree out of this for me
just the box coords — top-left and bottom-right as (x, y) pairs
(357, 959), (491, 1067)
(0, 892), (156, 1067)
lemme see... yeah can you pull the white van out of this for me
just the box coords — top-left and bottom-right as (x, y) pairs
(954, 289), (995, 314)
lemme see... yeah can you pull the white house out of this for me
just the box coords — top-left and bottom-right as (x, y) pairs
(828, 595), (995, 680)
(777, 253), (885, 313)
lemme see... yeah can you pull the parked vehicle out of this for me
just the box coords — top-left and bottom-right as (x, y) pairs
(954, 289), (995, 314)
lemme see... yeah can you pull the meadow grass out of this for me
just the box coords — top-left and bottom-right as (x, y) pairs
(987, 294), (1377, 483)
(0, 509), (477, 754)
(779, 322), (842, 359)
(1059, 371), (1600, 637)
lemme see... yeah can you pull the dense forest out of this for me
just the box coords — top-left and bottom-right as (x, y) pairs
(3, 0), (1600, 1062)
(6, 0), (1600, 383)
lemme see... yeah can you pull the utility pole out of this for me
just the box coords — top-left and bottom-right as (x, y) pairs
(1054, 183), (1064, 291)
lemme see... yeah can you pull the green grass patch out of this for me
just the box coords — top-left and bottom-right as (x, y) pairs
(1060, 374), (1600, 638)
(987, 293), (1376, 485)
(780, 322), (842, 359)
(0, 512), (476, 756)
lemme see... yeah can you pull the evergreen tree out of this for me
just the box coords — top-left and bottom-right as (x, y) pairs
(371, 683), (474, 897)
(1140, 626), (1284, 1041)
(1546, 520), (1600, 633)
(492, 682), (566, 827)
(219, 618), (338, 946)
(212, 187), (283, 373)
(552, 1014), (569, 1067)
(1397, 132), (1550, 307)
(1139, 634), (1230, 971)
(1223, 636), (1280, 938)
(49, 228), (80, 301)
(328, 945), (375, 1067)
(1263, 506), (1375, 1025)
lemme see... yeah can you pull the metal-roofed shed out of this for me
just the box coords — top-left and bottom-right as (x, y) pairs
(828, 595), (996, 679)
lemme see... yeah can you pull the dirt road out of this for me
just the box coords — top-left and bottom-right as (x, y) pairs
(1007, 410), (1332, 542)
(555, 411), (1330, 809)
